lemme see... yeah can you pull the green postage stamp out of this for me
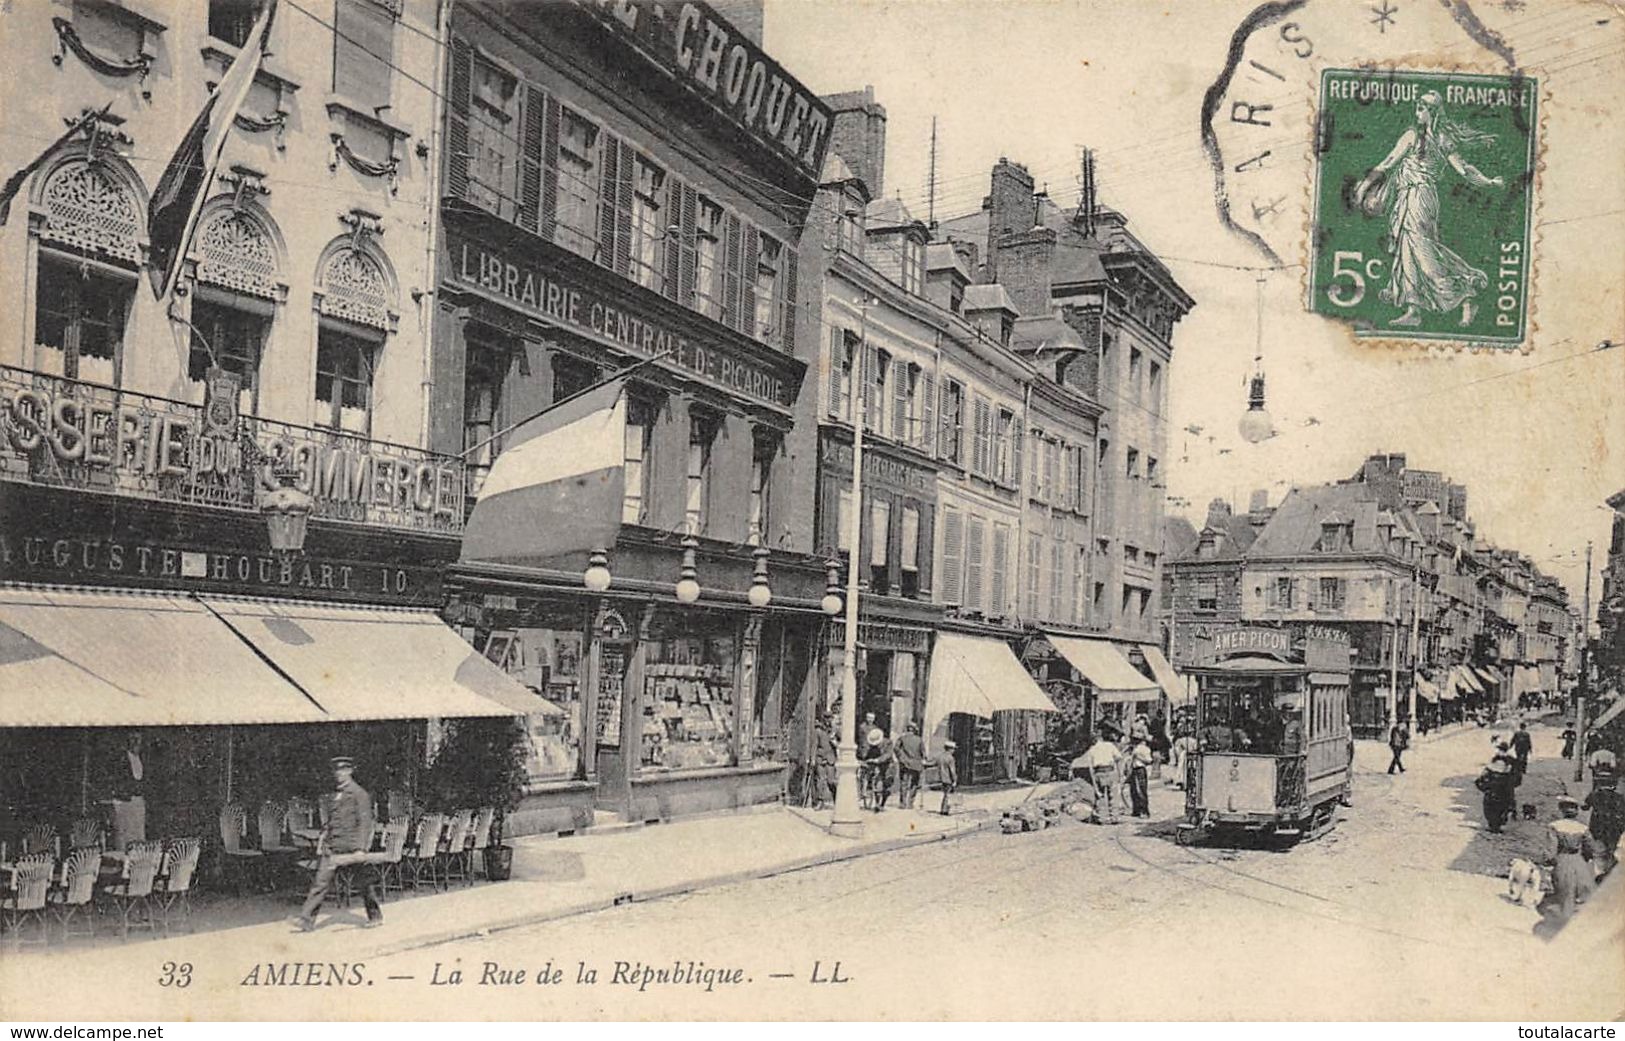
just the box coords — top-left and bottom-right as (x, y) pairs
(1310, 68), (1539, 348)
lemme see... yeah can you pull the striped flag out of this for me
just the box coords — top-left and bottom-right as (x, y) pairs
(460, 380), (627, 566)
(146, 0), (277, 301)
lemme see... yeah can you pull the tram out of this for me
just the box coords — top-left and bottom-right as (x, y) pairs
(1179, 625), (1353, 844)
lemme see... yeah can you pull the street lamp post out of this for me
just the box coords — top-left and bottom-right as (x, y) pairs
(830, 295), (877, 840)
(1575, 540), (1592, 782)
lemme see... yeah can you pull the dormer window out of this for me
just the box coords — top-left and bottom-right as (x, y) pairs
(901, 235), (924, 295)
(1319, 521), (1350, 553)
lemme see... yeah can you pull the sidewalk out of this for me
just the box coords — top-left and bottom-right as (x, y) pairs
(10, 781), (1060, 965)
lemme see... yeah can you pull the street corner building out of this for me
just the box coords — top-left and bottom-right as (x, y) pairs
(0, 0), (555, 856)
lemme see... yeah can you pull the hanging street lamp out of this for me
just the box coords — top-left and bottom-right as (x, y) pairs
(261, 463), (314, 557)
(674, 535), (701, 605)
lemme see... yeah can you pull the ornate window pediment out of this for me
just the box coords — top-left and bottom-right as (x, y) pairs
(317, 246), (395, 332)
(39, 158), (142, 263)
(195, 207), (282, 301)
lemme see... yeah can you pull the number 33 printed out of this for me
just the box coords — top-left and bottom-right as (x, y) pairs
(159, 961), (192, 988)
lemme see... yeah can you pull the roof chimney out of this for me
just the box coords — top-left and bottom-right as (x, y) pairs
(820, 87), (888, 199)
(985, 158), (1034, 282)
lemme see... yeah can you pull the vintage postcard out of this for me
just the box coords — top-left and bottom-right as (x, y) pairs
(0, 0), (1620, 1026)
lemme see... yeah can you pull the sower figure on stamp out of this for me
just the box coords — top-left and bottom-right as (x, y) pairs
(1355, 91), (1503, 328)
(297, 756), (382, 932)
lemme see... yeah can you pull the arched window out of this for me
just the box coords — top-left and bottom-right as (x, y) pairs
(188, 203), (285, 415)
(313, 242), (396, 435)
(32, 157), (145, 386)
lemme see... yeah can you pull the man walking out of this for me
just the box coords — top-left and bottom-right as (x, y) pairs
(1387, 720), (1410, 775)
(1511, 721), (1533, 784)
(296, 756), (382, 932)
(1127, 732), (1153, 818)
(934, 740), (959, 816)
(1081, 726), (1124, 824)
(895, 722), (925, 810)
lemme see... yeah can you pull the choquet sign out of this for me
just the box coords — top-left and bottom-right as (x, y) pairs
(449, 232), (796, 409)
(0, 367), (465, 535)
(570, 0), (831, 180)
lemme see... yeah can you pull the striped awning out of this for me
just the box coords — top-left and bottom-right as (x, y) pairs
(1138, 644), (1188, 704)
(923, 633), (1057, 745)
(1414, 675), (1441, 703)
(1454, 665), (1485, 695)
(1047, 635), (1160, 703)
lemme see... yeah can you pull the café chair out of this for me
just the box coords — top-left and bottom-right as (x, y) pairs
(47, 847), (100, 941)
(3, 854), (54, 949)
(153, 837), (201, 936)
(439, 810), (473, 887)
(68, 817), (104, 852)
(401, 813), (445, 892)
(217, 804), (265, 894)
(99, 840), (162, 940)
(466, 807), (496, 882)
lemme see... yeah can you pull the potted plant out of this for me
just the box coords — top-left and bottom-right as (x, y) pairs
(421, 717), (528, 881)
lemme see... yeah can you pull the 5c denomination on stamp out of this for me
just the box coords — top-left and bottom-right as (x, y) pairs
(1311, 68), (1538, 348)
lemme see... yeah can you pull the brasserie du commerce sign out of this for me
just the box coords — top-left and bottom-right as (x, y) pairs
(0, 366), (465, 535)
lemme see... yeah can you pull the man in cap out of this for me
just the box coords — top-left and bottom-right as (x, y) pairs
(296, 756), (382, 931)
(894, 722), (926, 810)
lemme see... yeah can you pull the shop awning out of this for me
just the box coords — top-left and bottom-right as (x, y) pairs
(1138, 644), (1187, 704)
(1415, 676), (1441, 703)
(1438, 673), (1458, 701)
(923, 633), (1057, 742)
(1047, 634), (1160, 703)
(1514, 665), (1540, 696)
(1475, 666), (1502, 685)
(202, 598), (555, 721)
(1593, 696), (1625, 732)
(0, 588), (327, 727)
(1309, 672), (1350, 686)
(1454, 665), (1485, 694)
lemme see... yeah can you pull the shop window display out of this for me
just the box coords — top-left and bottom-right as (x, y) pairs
(482, 628), (584, 782)
(641, 635), (736, 772)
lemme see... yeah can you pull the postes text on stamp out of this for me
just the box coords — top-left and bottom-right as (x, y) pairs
(1310, 68), (1538, 348)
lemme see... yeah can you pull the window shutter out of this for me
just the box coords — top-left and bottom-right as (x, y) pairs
(827, 329), (843, 418)
(940, 508), (963, 605)
(613, 142), (634, 276)
(740, 229), (761, 337)
(539, 94), (561, 237)
(1058, 444), (1071, 509)
(869, 501), (889, 568)
(991, 524), (1009, 617)
(964, 516), (985, 612)
(677, 184), (698, 303)
(862, 345), (878, 431)
(721, 214), (743, 329)
(444, 37), (473, 202)
(1026, 532), (1043, 618)
(892, 364), (907, 441)
(780, 246), (797, 352)
(1011, 424), (1024, 489)
(919, 371), (935, 455)
(973, 397), (991, 474)
(518, 85), (546, 232)
(596, 133), (620, 269)
(662, 175), (686, 301)
(334, 0), (394, 109)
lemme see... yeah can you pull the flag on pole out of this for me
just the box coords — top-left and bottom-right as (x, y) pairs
(146, 0), (277, 301)
(460, 380), (627, 566)
(0, 105), (109, 227)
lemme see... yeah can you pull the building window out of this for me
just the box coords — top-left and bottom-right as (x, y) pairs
(551, 354), (599, 402)
(629, 156), (667, 292)
(964, 515), (985, 612)
(1144, 550), (1158, 569)
(464, 340), (506, 495)
(971, 397), (992, 475)
(1129, 347), (1143, 399)
(901, 236), (924, 295)
(1093, 581), (1106, 616)
(1270, 576), (1296, 610)
(1146, 456), (1159, 484)
(692, 197), (723, 319)
(34, 258), (129, 386)
(1126, 447), (1140, 479)
(187, 297), (267, 415)
(900, 505), (920, 598)
(556, 108), (600, 258)
(1125, 545), (1140, 565)
(333, 0), (394, 111)
(753, 233), (782, 342)
(748, 432), (776, 545)
(870, 500), (891, 594)
(314, 325), (378, 434)
(466, 56), (521, 220)
(1026, 532), (1043, 618)
(1050, 540), (1065, 621)
(833, 329), (858, 421)
(939, 506), (963, 604)
(685, 412), (717, 535)
(870, 350), (889, 437)
(896, 363), (920, 448)
(208, 0), (261, 47)
(1148, 361), (1163, 414)
(990, 523), (1010, 617)
(1319, 522), (1350, 553)
(941, 379), (966, 465)
(836, 487), (854, 552)
(1319, 577), (1347, 611)
(1196, 577), (1219, 612)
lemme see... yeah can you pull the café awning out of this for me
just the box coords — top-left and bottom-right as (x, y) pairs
(1593, 696), (1625, 732)
(1138, 644), (1188, 704)
(1415, 675), (1441, 703)
(0, 588), (327, 727)
(922, 633), (1057, 742)
(1047, 634), (1160, 703)
(1454, 665), (1485, 695)
(1475, 666), (1503, 685)
(202, 597), (556, 722)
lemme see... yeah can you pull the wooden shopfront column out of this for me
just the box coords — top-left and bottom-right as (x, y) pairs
(735, 615), (764, 766)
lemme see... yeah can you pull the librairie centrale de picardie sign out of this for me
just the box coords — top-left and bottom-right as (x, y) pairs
(0, 366), (465, 535)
